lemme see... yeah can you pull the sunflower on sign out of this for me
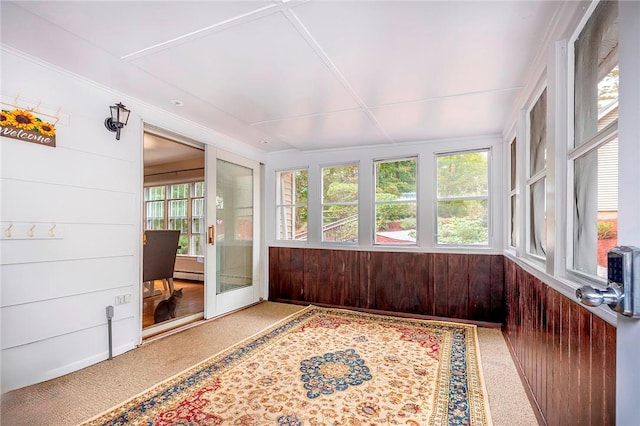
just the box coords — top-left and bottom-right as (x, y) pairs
(1, 108), (56, 136)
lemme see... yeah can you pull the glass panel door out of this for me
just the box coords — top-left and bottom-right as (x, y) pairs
(216, 159), (253, 295)
(204, 149), (261, 318)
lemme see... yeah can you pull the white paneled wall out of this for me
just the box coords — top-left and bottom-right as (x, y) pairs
(0, 48), (266, 392)
(0, 51), (142, 392)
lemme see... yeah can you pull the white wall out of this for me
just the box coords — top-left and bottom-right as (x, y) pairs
(0, 48), (266, 392)
(266, 136), (504, 254)
(0, 50), (142, 392)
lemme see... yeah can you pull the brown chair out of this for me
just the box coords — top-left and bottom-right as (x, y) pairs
(143, 230), (180, 298)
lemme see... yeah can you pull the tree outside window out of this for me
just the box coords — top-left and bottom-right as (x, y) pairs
(322, 164), (358, 243)
(374, 157), (417, 245)
(436, 150), (489, 245)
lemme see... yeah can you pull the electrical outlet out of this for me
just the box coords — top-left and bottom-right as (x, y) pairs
(115, 294), (132, 305)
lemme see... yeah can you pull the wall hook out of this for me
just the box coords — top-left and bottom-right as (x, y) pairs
(48, 224), (56, 238)
(28, 100), (42, 113)
(53, 107), (62, 125)
(5, 224), (13, 238)
(27, 224), (36, 238)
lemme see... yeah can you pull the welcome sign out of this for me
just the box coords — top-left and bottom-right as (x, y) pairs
(0, 108), (56, 147)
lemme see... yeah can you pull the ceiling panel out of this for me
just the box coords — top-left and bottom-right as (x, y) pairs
(252, 109), (390, 151)
(13, 1), (273, 58)
(131, 12), (361, 125)
(291, 1), (557, 107)
(370, 89), (519, 143)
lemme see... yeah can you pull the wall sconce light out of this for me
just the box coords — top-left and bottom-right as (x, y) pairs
(104, 102), (130, 140)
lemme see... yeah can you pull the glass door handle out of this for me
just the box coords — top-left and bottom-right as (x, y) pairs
(208, 225), (215, 245)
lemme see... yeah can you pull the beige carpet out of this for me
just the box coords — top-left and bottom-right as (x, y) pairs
(1, 302), (538, 425)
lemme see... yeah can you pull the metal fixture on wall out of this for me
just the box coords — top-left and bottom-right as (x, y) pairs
(576, 246), (640, 318)
(104, 102), (130, 140)
(106, 305), (114, 360)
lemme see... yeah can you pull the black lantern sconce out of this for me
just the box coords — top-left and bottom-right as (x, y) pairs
(104, 102), (130, 140)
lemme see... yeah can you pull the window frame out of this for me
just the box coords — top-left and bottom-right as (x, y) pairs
(508, 136), (518, 250)
(275, 168), (309, 242)
(372, 156), (419, 246)
(565, 0), (619, 283)
(143, 181), (205, 257)
(434, 148), (491, 247)
(320, 162), (359, 245)
(525, 86), (548, 264)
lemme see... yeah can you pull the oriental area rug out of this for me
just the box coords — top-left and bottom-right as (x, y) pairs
(83, 306), (493, 425)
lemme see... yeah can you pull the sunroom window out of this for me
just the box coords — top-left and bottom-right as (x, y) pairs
(374, 157), (417, 245)
(276, 169), (308, 241)
(322, 164), (358, 243)
(527, 88), (547, 259)
(570, 0), (618, 278)
(436, 150), (489, 246)
(508, 138), (517, 248)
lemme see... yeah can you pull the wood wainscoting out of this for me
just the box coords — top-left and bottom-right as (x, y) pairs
(269, 247), (505, 324)
(504, 257), (616, 426)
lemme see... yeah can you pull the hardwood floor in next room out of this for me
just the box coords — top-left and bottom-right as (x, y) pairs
(142, 279), (204, 328)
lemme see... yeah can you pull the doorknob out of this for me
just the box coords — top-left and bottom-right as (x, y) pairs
(208, 225), (215, 245)
(575, 285), (621, 307)
(575, 246), (640, 318)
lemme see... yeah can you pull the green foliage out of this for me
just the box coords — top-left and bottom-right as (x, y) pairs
(597, 221), (616, 239)
(400, 217), (416, 230)
(376, 159), (416, 196)
(322, 168), (358, 238)
(375, 193), (415, 230)
(437, 152), (488, 198)
(438, 200), (468, 218)
(177, 235), (189, 255)
(326, 182), (358, 203)
(293, 171), (308, 227)
(315, 155), (489, 244)
(324, 221), (358, 242)
(438, 217), (488, 245)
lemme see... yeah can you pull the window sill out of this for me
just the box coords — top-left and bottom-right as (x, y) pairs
(503, 251), (617, 326)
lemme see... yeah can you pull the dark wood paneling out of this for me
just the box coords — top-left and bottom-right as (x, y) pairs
(503, 258), (616, 426)
(577, 305), (591, 426)
(290, 247), (305, 301)
(269, 247), (505, 324)
(370, 251), (396, 312)
(394, 252), (424, 314)
(604, 325), (616, 426)
(489, 255), (505, 323)
(447, 254), (470, 319)
(433, 253), (449, 318)
(590, 315), (606, 425)
(358, 251), (372, 309)
(469, 254), (491, 321)
(303, 249), (320, 302)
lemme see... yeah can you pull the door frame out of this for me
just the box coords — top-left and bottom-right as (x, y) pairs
(140, 125), (207, 339)
(204, 147), (262, 319)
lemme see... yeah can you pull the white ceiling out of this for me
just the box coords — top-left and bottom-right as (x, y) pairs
(1, 1), (562, 153)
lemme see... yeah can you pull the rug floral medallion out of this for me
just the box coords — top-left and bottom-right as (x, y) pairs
(84, 306), (493, 425)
